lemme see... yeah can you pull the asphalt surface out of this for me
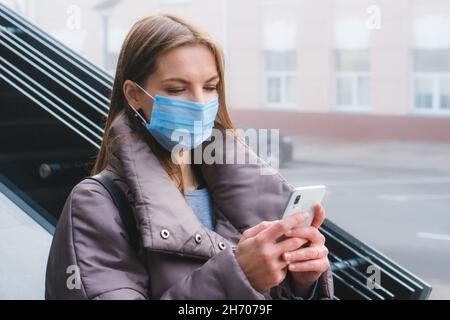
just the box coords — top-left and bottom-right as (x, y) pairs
(279, 137), (450, 300)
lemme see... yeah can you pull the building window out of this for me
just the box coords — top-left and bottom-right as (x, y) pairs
(414, 76), (433, 109)
(412, 14), (450, 114)
(413, 49), (450, 113)
(335, 50), (371, 111)
(262, 21), (297, 109)
(264, 50), (298, 108)
(440, 78), (450, 110)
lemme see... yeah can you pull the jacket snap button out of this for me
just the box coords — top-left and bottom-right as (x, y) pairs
(195, 233), (202, 244)
(160, 229), (170, 239)
(218, 241), (226, 250)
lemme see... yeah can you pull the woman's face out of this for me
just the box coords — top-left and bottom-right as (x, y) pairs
(123, 44), (220, 123)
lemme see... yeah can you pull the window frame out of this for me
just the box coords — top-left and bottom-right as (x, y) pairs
(333, 49), (371, 113)
(412, 71), (450, 116)
(261, 50), (299, 111)
(334, 71), (371, 113)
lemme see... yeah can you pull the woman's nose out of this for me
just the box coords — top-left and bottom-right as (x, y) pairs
(191, 93), (206, 105)
(191, 88), (211, 105)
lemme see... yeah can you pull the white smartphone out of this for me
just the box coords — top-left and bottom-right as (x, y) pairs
(281, 185), (327, 228)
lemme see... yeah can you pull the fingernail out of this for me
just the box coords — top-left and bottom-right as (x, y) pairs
(284, 253), (291, 262)
(285, 230), (292, 236)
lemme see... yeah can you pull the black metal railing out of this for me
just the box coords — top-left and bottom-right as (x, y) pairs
(0, 3), (108, 218)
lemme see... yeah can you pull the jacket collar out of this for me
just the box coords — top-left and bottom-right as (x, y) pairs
(106, 110), (293, 260)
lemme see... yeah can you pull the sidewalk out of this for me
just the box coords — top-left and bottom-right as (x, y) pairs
(289, 136), (450, 173)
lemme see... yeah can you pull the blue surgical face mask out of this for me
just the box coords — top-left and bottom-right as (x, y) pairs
(127, 82), (219, 152)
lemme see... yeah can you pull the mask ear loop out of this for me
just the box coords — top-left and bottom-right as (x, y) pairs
(126, 81), (155, 126)
(127, 102), (148, 126)
(134, 82), (155, 100)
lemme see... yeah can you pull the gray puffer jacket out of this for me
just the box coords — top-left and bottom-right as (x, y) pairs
(45, 110), (334, 300)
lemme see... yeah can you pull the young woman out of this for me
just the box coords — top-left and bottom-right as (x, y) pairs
(45, 14), (333, 300)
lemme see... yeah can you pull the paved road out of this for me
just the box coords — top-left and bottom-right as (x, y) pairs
(279, 137), (450, 300)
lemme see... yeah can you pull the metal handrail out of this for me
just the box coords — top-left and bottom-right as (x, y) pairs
(1, 32), (108, 118)
(0, 4), (112, 88)
(332, 272), (372, 299)
(323, 219), (430, 296)
(329, 254), (394, 299)
(0, 60), (102, 149)
(0, 55), (104, 137)
(1, 25), (110, 106)
(322, 229), (416, 296)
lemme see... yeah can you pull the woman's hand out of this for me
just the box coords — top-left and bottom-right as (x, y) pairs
(234, 213), (309, 293)
(283, 204), (330, 297)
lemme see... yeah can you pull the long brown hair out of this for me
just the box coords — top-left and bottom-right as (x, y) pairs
(91, 14), (236, 192)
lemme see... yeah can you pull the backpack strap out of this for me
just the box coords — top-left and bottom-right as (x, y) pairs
(86, 174), (140, 252)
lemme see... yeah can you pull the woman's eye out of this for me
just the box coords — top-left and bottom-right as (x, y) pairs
(166, 86), (217, 94)
(204, 86), (218, 92)
(166, 88), (185, 94)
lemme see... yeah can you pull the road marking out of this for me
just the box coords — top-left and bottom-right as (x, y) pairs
(417, 232), (450, 242)
(379, 194), (450, 201)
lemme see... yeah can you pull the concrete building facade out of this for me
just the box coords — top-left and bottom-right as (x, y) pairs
(3, 0), (450, 140)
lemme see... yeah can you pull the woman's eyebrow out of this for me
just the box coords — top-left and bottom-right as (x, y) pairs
(161, 75), (219, 84)
(205, 75), (220, 82)
(161, 77), (189, 84)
